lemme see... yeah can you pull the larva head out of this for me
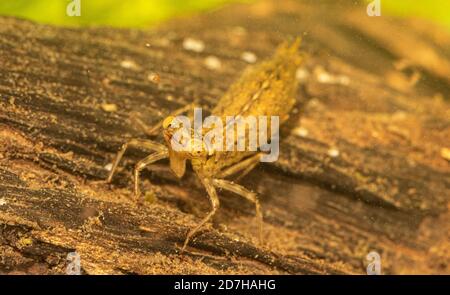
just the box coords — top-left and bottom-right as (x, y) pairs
(162, 115), (210, 177)
(164, 115), (210, 151)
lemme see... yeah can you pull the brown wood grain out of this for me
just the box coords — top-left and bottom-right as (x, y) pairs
(0, 0), (449, 274)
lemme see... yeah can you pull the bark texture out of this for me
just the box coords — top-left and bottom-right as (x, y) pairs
(0, 0), (449, 274)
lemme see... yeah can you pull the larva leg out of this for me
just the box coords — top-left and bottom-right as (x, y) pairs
(106, 139), (167, 183)
(182, 177), (220, 252)
(212, 178), (263, 244)
(217, 153), (262, 180)
(134, 150), (169, 199)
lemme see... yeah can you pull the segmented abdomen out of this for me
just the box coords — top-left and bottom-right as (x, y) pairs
(203, 39), (303, 174)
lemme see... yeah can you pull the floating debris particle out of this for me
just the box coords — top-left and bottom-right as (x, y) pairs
(293, 126), (309, 137)
(441, 148), (450, 162)
(316, 69), (333, 83)
(120, 59), (138, 69)
(0, 198), (7, 206)
(314, 66), (350, 85)
(101, 103), (118, 112)
(148, 72), (161, 84)
(182, 37), (205, 53)
(241, 51), (257, 63)
(145, 43), (151, 47)
(327, 148), (340, 158)
(104, 163), (113, 171)
(296, 67), (310, 82)
(166, 95), (174, 101)
(204, 55), (222, 70)
(139, 225), (157, 233)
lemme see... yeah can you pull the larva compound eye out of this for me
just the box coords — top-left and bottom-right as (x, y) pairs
(163, 116), (176, 129)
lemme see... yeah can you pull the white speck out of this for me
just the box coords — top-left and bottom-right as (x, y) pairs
(317, 71), (334, 84)
(204, 55), (222, 70)
(293, 127), (309, 137)
(145, 43), (151, 47)
(120, 59), (138, 70)
(327, 148), (340, 158)
(147, 72), (161, 84)
(315, 66), (350, 85)
(241, 51), (257, 63)
(104, 163), (113, 171)
(183, 38), (205, 53)
(0, 198), (7, 206)
(296, 68), (310, 82)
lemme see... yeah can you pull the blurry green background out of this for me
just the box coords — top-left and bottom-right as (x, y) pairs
(0, 0), (449, 30)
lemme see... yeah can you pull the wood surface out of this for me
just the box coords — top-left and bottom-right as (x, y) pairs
(0, 0), (449, 274)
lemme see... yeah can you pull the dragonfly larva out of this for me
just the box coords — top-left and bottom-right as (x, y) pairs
(106, 38), (303, 251)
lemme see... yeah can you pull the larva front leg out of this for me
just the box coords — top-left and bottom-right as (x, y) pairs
(133, 150), (169, 200)
(106, 138), (167, 184)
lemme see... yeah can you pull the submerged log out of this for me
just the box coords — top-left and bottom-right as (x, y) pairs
(0, 0), (449, 274)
